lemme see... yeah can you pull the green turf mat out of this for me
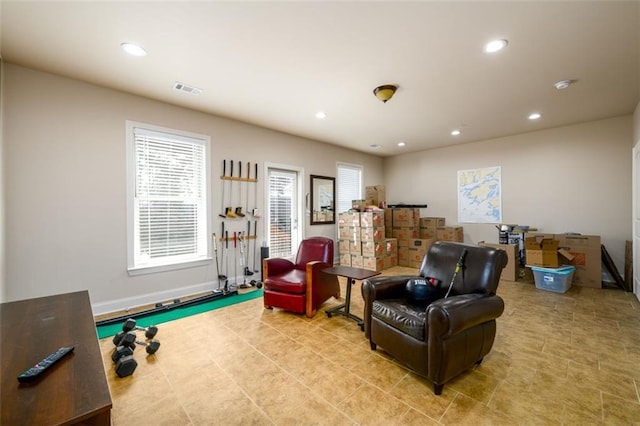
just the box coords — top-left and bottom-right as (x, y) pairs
(96, 289), (263, 339)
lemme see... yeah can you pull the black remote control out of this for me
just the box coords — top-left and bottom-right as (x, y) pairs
(17, 346), (75, 383)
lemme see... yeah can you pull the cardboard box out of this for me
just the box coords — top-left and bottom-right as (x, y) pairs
(365, 185), (386, 206)
(478, 242), (519, 282)
(556, 234), (601, 288)
(384, 254), (398, 269)
(360, 226), (385, 242)
(349, 241), (362, 255)
(338, 239), (350, 254)
(351, 254), (363, 268)
(524, 236), (560, 268)
(385, 238), (397, 255)
(419, 217), (446, 229)
(419, 227), (436, 239)
(407, 247), (427, 263)
(352, 199), (373, 211)
(339, 253), (351, 266)
(360, 211), (385, 228)
(392, 227), (419, 242)
(408, 238), (435, 252)
(436, 226), (464, 242)
(398, 247), (411, 267)
(339, 226), (360, 241)
(338, 212), (360, 227)
(391, 208), (420, 227)
(363, 256), (385, 271)
(361, 241), (384, 257)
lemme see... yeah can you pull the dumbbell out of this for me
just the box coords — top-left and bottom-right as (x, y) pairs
(116, 331), (161, 355)
(111, 345), (137, 378)
(122, 318), (159, 339)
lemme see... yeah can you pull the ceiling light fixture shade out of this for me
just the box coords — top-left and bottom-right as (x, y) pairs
(121, 42), (147, 57)
(554, 79), (577, 90)
(373, 85), (398, 103)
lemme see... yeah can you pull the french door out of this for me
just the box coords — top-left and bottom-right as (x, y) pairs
(265, 164), (302, 258)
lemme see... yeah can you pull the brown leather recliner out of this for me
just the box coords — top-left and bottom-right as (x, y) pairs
(361, 241), (507, 395)
(263, 237), (339, 317)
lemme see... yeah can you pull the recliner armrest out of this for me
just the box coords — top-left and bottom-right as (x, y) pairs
(427, 294), (504, 338)
(361, 275), (413, 303)
(263, 258), (295, 278)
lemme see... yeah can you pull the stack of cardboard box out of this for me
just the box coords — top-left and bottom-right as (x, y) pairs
(524, 232), (601, 288)
(338, 211), (395, 271)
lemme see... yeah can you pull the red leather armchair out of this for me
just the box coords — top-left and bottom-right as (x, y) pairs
(263, 237), (339, 317)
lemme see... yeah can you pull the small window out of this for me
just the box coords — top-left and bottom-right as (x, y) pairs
(126, 121), (210, 274)
(337, 162), (362, 213)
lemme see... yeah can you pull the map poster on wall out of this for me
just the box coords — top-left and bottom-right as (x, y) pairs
(457, 166), (502, 224)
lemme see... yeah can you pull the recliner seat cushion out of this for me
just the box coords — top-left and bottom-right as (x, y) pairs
(372, 299), (428, 341)
(264, 270), (307, 294)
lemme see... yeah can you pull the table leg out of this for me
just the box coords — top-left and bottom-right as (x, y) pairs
(325, 276), (363, 325)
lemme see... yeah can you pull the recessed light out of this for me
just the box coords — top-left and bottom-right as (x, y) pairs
(483, 39), (508, 54)
(451, 129), (461, 136)
(528, 112), (542, 120)
(315, 111), (327, 119)
(121, 42), (147, 57)
(397, 141), (406, 147)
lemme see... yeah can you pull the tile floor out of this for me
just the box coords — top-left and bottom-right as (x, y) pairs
(99, 267), (640, 425)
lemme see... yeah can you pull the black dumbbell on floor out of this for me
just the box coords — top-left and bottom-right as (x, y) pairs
(122, 318), (159, 339)
(116, 331), (161, 355)
(111, 345), (137, 378)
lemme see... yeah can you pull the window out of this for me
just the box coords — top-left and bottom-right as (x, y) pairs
(126, 121), (211, 274)
(337, 162), (362, 213)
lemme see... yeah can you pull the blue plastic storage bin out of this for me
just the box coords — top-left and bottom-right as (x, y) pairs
(531, 265), (575, 293)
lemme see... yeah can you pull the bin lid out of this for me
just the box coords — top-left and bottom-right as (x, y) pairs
(529, 265), (576, 274)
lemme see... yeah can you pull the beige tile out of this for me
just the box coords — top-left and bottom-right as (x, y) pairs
(388, 373), (456, 418)
(602, 392), (640, 425)
(100, 269), (640, 425)
(338, 383), (411, 425)
(441, 393), (517, 425)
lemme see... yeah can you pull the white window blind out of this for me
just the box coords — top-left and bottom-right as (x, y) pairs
(268, 169), (295, 258)
(337, 163), (362, 213)
(127, 124), (210, 272)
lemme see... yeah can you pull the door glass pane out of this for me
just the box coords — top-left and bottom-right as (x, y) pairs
(268, 168), (297, 258)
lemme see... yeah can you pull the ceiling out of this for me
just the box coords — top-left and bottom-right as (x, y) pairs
(2, 1), (639, 157)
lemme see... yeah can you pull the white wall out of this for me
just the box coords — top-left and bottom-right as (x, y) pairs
(3, 63), (383, 313)
(384, 116), (633, 273)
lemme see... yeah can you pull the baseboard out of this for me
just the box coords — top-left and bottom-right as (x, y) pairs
(91, 276), (243, 316)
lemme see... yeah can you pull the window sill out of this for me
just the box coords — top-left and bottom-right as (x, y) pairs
(128, 257), (212, 276)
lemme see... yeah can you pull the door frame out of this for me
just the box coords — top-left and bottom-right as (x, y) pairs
(633, 145), (640, 301)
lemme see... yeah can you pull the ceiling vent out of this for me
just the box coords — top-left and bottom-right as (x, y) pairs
(173, 82), (202, 96)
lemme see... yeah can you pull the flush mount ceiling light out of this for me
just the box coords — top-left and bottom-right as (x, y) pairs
(528, 112), (542, 120)
(315, 111), (327, 119)
(451, 129), (461, 136)
(554, 79), (577, 90)
(373, 85), (398, 103)
(483, 39), (508, 54)
(121, 42), (147, 57)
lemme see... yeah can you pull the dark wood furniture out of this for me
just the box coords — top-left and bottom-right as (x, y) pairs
(323, 265), (380, 328)
(1, 291), (112, 425)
